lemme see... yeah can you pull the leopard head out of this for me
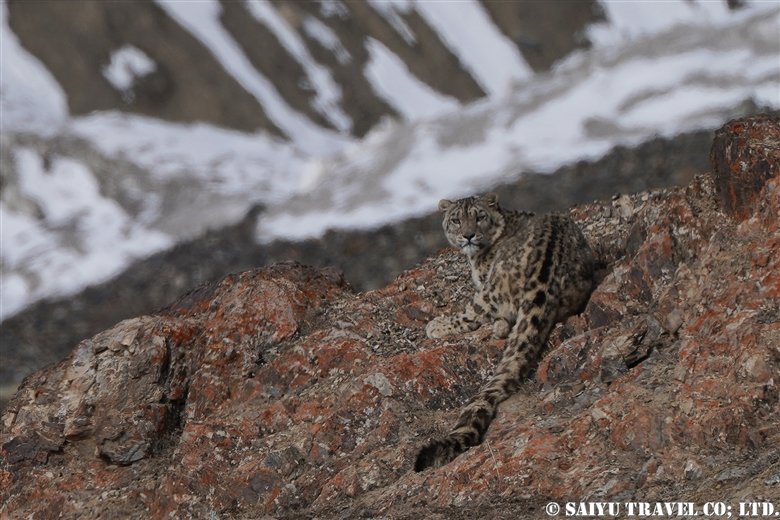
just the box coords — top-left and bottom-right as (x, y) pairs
(438, 193), (505, 257)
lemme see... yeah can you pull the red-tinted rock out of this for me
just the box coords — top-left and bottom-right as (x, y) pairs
(711, 113), (780, 220)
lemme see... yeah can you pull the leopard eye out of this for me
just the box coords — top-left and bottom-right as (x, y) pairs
(476, 212), (486, 222)
(450, 217), (461, 226)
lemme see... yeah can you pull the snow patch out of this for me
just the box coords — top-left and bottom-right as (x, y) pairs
(0, 149), (171, 319)
(364, 38), (460, 120)
(317, 0), (349, 19)
(102, 45), (157, 94)
(156, 0), (346, 154)
(414, 0), (532, 95)
(589, 0), (761, 46)
(367, 0), (416, 45)
(0, 1), (68, 134)
(303, 16), (351, 64)
(245, 0), (351, 132)
(70, 112), (309, 202)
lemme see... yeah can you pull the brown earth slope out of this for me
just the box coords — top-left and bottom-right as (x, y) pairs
(1, 114), (779, 518)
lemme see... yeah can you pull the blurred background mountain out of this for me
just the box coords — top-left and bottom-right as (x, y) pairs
(1, 0), (778, 403)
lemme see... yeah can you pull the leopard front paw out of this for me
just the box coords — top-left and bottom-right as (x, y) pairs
(426, 316), (454, 339)
(492, 318), (511, 339)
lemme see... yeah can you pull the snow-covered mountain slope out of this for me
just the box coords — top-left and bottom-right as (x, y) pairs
(1, 0), (779, 320)
(259, 3), (780, 241)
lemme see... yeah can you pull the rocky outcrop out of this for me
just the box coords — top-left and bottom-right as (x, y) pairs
(711, 114), (780, 220)
(2, 115), (779, 518)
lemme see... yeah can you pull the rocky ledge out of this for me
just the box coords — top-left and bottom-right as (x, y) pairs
(2, 115), (779, 519)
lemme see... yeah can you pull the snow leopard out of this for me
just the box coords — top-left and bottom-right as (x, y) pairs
(415, 193), (595, 471)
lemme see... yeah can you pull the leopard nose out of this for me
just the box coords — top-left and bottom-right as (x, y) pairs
(463, 233), (475, 241)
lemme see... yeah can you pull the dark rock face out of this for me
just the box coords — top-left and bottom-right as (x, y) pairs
(480, 0), (604, 72)
(711, 113), (780, 220)
(2, 115), (779, 518)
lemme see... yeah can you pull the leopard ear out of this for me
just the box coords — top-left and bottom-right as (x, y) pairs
(438, 199), (453, 213)
(481, 192), (498, 208)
